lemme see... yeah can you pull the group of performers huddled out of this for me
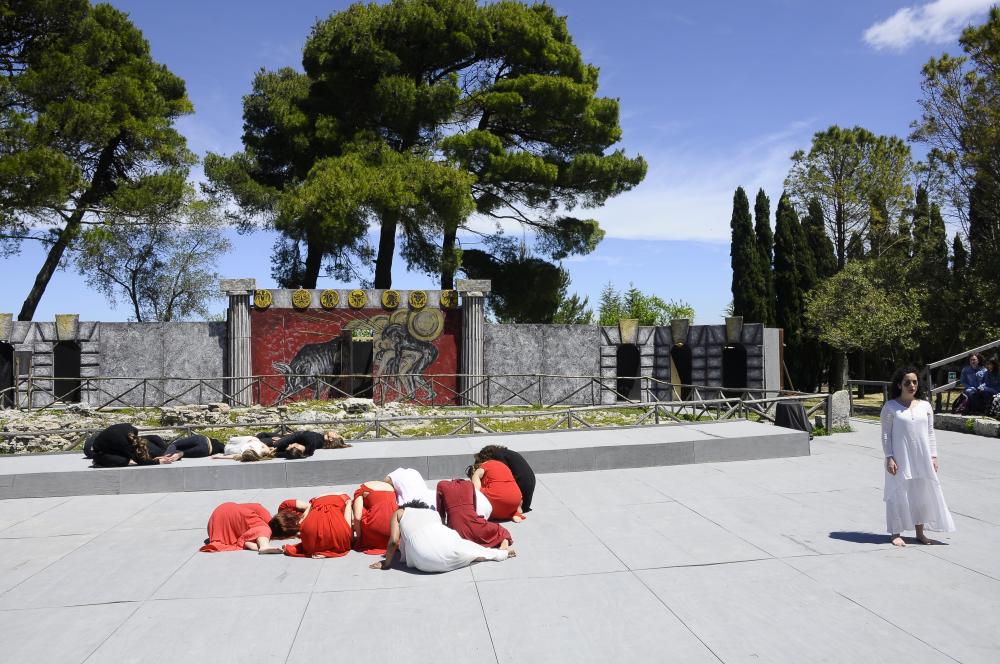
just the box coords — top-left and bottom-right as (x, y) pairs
(200, 444), (536, 573)
(84, 423), (348, 467)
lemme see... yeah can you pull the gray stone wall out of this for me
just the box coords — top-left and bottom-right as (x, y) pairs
(652, 323), (767, 400)
(483, 324), (600, 405)
(599, 326), (655, 404)
(7, 320), (99, 407)
(98, 322), (226, 406)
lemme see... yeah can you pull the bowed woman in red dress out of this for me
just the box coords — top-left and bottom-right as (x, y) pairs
(470, 460), (525, 522)
(351, 480), (399, 555)
(436, 479), (512, 548)
(278, 493), (354, 558)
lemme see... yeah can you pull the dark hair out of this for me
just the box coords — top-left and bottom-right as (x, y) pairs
(465, 464), (477, 479)
(128, 430), (152, 463)
(401, 499), (430, 510)
(269, 510), (301, 539)
(970, 353), (983, 364)
(278, 445), (306, 460)
(987, 358), (999, 374)
(889, 366), (924, 399)
(474, 444), (508, 465)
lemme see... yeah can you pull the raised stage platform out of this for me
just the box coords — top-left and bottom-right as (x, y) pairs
(0, 420), (809, 499)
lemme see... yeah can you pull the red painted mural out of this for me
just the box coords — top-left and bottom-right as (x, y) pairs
(250, 305), (461, 406)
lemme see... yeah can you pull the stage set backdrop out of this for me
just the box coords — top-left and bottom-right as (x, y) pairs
(249, 287), (461, 406)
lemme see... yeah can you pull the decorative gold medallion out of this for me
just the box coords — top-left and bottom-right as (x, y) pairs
(348, 289), (368, 309)
(381, 289), (400, 309)
(320, 289), (339, 309)
(253, 289), (272, 310)
(407, 309), (445, 341)
(291, 288), (311, 309)
(439, 289), (458, 309)
(408, 289), (428, 309)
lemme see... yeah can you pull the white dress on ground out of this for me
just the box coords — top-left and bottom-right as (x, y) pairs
(398, 507), (508, 573)
(224, 436), (269, 457)
(387, 468), (438, 509)
(881, 399), (956, 534)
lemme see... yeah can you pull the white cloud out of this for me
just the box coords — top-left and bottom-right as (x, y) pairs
(863, 0), (993, 51)
(582, 120), (814, 243)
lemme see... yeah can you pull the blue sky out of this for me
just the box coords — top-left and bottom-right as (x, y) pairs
(1, 0), (993, 322)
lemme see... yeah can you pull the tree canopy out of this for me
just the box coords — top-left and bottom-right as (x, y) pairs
(206, 0), (646, 290)
(729, 186), (769, 323)
(0, 0), (194, 320)
(597, 283), (694, 327)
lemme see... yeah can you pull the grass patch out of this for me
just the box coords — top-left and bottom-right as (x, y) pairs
(812, 425), (853, 437)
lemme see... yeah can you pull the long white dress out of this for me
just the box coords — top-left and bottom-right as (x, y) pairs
(398, 507), (508, 573)
(387, 467), (491, 519)
(881, 399), (955, 534)
(224, 436), (269, 457)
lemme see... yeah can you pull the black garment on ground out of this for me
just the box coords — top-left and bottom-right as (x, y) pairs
(91, 424), (165, 467)
(270, 431), (324, 457)
(491, 448), (536, 512)
(165, 434), (212, 458)
(83, 431), (99, 459)
(775, 401), (812, 437)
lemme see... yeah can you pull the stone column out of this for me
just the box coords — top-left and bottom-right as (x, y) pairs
(456, 279), (491, 406)
(220, 279), (255, 407)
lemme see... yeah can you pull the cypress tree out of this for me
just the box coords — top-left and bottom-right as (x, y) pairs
(968, 176), (1000, 271)
(754, 188), (776, 325)
(730, 186), (768, 323)
(867, 195), (890, 258)
(952, 235), (968, 284)
(802, 198), (837, 279)
(774, 193), (815, 389)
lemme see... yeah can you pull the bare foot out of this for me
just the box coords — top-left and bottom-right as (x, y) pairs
(506, 548), (517, 558)
(916, 535), (941, 545)
(890, 535), (906, 547)
(512, 514), (524, 523)
(369, 560), (387, 570)
(500, 539), (510, 551)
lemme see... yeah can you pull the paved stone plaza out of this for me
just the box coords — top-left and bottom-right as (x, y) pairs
(0, 419), (997, 663)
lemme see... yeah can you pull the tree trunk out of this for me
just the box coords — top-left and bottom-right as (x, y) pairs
(830, 349), (848, 392)
(373, 213), (398, 289)
(302, 238), (323, 289)
(835, 203), (846, 269)
(439, 222), (458, 289)
(18, 214), (83, 321)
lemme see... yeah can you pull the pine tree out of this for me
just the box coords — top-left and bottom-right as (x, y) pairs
(774, 194), (807, 387)
(754, 188), (776, 325)
(730, 187), (768, 323)
(802, 198), (837, 280)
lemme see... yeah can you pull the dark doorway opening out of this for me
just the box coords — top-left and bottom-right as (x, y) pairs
(616, 344), (641, 401)
(722, 343), (748, 390)
(0, 342), (13, 408)
(53, 341), (82, 403)
(341, 334), (373, 398)
(669, 344), (693, 400)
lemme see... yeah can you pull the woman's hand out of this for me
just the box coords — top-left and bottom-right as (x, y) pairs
(932, 457), (939, 473)
(886, 457), (898, 475)
(369, 559), (389, 570)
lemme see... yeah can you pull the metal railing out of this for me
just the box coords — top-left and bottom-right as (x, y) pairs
(0, 388), (831, 452)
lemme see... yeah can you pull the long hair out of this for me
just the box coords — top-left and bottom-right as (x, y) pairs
(401, 499), (430, 510)
(889, 366), (924, 399)
(269, 510), (301, 539)
(474, 444), (507, 465)
(240, 448), (275, 463)
(128, 431), (152, 463)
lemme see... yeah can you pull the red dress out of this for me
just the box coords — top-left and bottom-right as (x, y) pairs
(479, 460), (523, 521)
(200, 502), (271, 552)
(283, 494), (352, 558)
(352, 485), (399, 555)
(436, 479), (511, 548)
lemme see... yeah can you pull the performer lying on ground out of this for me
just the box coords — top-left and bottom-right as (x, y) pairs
(436, 479), (512, 549)
(279, 493), (354, 558)
(470, 460), (525, 522)
(256, 430), (349, 458)
(212, 436), (276, 462)
(163, 434), (224, 459)
(351, 480), (399, 555)
(90, 423), (179, 467)
(474, 445), (536, 512)
(200, 502), (300, 553)
(370, 500), (515, 573)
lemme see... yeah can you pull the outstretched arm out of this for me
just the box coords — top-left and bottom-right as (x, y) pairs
(372, 509), (403, 570)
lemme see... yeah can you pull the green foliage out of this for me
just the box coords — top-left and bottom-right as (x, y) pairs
(460, 247), (563, 323)
(74, 190), (229, 322)
(209, 0), (646, 289)
(729, 186), (769, 323)
(551, 269), (593, 324)
(785, 125), (913, 269)
(0, 1), (194, 319)
(802, 198), (837, 280)
(754, 188), (776, 326)
(805, 259), (927, 358)
(597, 283), (694, 326)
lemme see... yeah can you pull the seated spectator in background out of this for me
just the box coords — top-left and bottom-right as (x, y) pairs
(971, 358), (1000, 413)
(960, 353), (986, 398)
(90, 423), (178, 467)
(256, 430), (348, 459)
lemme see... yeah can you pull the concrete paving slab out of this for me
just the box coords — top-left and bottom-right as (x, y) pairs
(287, 585), (494, 664)
(478, 571), (719, 663)
(539, 467), (673, 508)
(787, 549), (1000, 663)
(154, 547), (323, 600)
(0, 603), (138, 663)
(576, 501), (767, 569)
(312, 546), (475, 593)
(86, 594), (309, 664)
(630, 462), (771, 501)
(0, 495), (69, 531)
(0, 492), (163, 538)
(0, 528), (194, 609)
(0, 533), (93, 594)
(637, 559), (953, 664)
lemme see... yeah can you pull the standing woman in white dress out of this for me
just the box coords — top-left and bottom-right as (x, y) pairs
(881, 366), (956, 546)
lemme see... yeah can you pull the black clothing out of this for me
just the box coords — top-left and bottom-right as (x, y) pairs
(271, 431), (324, 457)
(165, 434), (212, 458)
(83, 431), (99, 459)
(210, 438), (224, 455)
(91, 424), (164, 468)
(492, 448), (536, 512)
